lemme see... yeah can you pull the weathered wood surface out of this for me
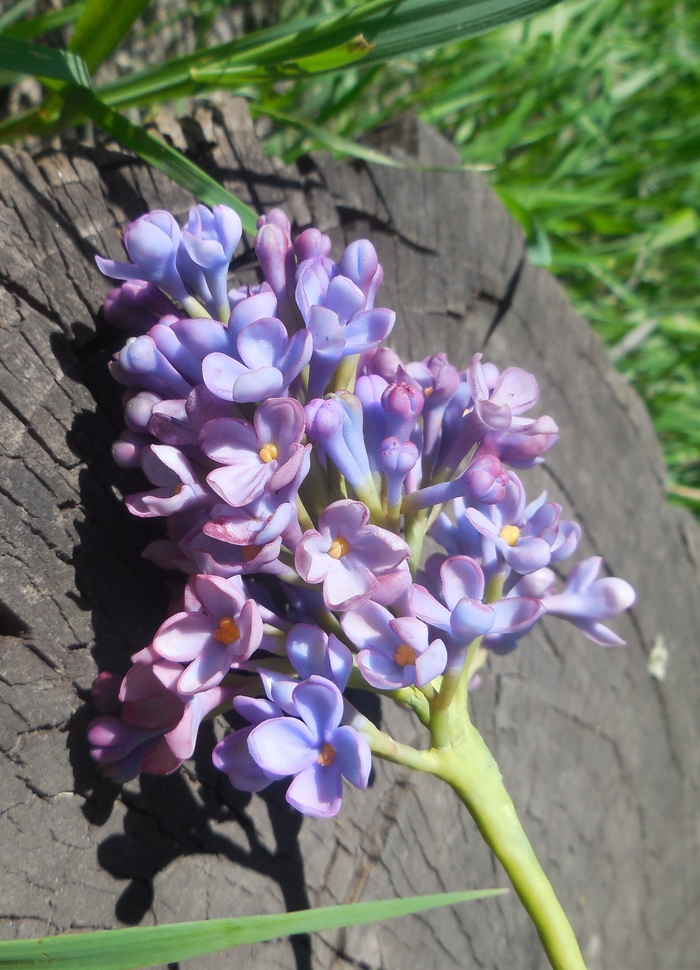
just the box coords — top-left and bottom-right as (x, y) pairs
(1, 99), (699, 970)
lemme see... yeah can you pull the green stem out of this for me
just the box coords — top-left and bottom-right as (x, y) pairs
(429, 724), (588, 970)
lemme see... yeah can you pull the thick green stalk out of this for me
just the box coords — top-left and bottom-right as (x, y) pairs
(429, 722), (588, 970)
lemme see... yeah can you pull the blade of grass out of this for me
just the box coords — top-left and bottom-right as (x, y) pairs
(1, 3), (85, 43)
(68, 0), (153, 74)
(253, 104), (494, 171)
(0, 889), (505, 970)
(0, 0), (39, 34)
(57, 84), (259, 234)
(0, 36), (91, 88)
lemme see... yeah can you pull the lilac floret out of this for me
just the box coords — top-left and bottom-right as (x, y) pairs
(248, 676), (371, 817)
(295, 500), (410, 611)
(126, 445), (214, 518)
(540, 556), (636, 646)
(96, 210), (190, 307)
(286, 624), (353, 691)
(151, 574), (263, 693)
(342, 601), (447, 690)
(177, 204), (242, 321)
(200, 397), (308, 507)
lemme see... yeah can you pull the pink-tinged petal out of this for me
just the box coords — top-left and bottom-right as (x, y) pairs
(490, 367), (539, 414)
(474, 398), (513, 432)
(466, 353), (489, 401)
(295, 530), (333, 584)
(202, 353), (248, 401)
(234, 598), (264, 659)
(286, 762), (343, 817)
(318, 499), (369, 538)
(233, 366), (285, 403)
(342, 307), (395, 352)
(440, 556), (485, 609)
(292, 676), (343, 743)
(329, 725), (371, 788)
(408, 584), (452, 632)
(325, 276), (365, 323)
(200, 416), (258, 462)
(268, 444), (308, 492)
(324, 558), (376, 611)
(153, 612), (215, 662)
(350, 527), (410, 573)
(413, 640), (448, 687)
(238, 317), (288, 369)
(371, 562), (412, 606)
(490, 597), (543, 635)
(510, 567), (555, 598)
(193, 574), (245, 620)
(254, 398), (306, 453)
(206, 462), (269, 507)
(248, 717), (317, 775)
(178, 641), (229, 693)
(140, 738), (183, 775)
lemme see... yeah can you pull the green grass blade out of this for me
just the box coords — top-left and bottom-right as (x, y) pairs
(254, 105), (493, 172)
(0, 0), (39, 34)
(1, 3), (84, 42)
(0, 36), (91, 87)
(58, 86), (258, 234)
(0, 889), (505, 970)
(68, 0), (152, 74)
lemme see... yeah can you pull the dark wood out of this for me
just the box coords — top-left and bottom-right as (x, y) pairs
(1, 99), (699, 970)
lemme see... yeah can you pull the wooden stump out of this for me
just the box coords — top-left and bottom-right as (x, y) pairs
(1, 99), (699, 970)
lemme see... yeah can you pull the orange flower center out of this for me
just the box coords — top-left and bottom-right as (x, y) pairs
(499, 525), (520, 547)
(242, 545), (261, 562)
(258, 443), (278, 463)
(394, 644), (418, 667)
(213, 616), (241, 645)
(173, 483), (184, 495)
(317, 742), (336, 767)
(328, 536), (350, 560)
(424, 386), (434, 397)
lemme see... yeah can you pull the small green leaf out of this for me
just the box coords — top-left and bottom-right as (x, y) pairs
(285, 34), (375, 74)
(0, 36), (91, 88)
(0, 889), (505, 970)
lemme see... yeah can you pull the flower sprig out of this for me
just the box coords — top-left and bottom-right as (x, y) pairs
(90, 203), (635, 970)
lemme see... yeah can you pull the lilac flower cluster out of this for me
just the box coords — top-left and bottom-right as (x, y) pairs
(89, 204), (635, 817)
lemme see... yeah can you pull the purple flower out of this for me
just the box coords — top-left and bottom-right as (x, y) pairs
(539, 556), (636, 646)
(126, 445), (213, 518)
(409, 556), (543, 661)
(286, 624), (353, 691)
(151, 574), (263, 692)
(200, 398), (308, 507)
(177, 205), (242, 322)
(96, 210), (191, 307)
(213, 696), (287, 792)
(110, 333), (193, 399)
(466, 473), (580, 575)
(248, 676), (371, 817)
(202, 316), (312, 403)
(342, 601), (447, 689)
(103, 280), (178, 332)
(295, 500), (410, 611)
